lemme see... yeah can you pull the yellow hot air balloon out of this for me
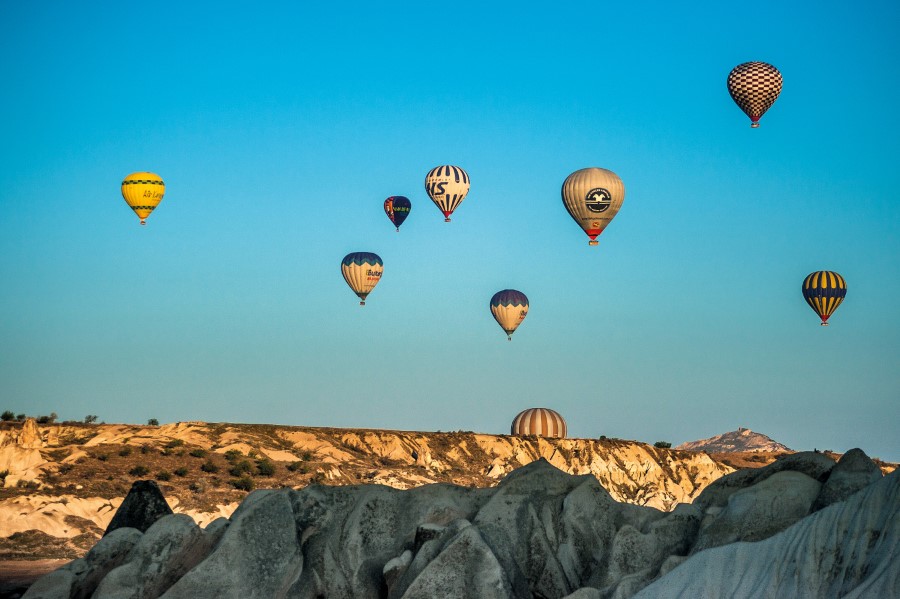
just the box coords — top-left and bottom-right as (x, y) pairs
(510, 408), (567, 438)
(121, 172), (165, 225)
(341, 252), (383, 306)
(561, 168), (625, 246)
(490, 290), (529, 340)
(802, 271), (847, 326)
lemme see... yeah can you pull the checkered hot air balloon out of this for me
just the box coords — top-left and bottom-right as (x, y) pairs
(561, 168), (625, 246)
(802, 271), (847, 326)
(727, 61), (783, 128)
(341, 252), (383, 306)
(490, 289), (529, 340)
(510, 408), (567, 438)
(121, 172), (165, 225)
(425, 165), (469, 222)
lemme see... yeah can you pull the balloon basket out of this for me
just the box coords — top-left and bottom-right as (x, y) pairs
(359, 301), (366, 306)
(820, 322), (829, 326)
(444, 217), (451, 223)
(750, 122), (760, 128)
(588, 240), (599, 246)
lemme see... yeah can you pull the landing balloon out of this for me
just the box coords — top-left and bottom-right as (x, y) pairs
(383, 196), (411, 231)
(802, 271), (846, 326)
(425, 165), (469, 222)
(561, 168), (625, 246)
(510, 408), (567, 438)
(121, 172), (165, 225)
(490, 289), (529, 340)
(341, 252), (383, 306)
(727, 62), (783, 128)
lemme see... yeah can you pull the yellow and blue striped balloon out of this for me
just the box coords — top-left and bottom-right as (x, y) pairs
(490, 289), (529, 340)
(802, 271), (847, 326)
(341, 252), (383, 306)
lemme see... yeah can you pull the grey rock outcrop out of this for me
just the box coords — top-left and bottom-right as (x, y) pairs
(104, 481), (173, 536)
(25, 452), (899, 599)
(811, 448), (882, 512)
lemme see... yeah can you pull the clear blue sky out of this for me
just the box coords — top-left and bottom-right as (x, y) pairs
(2, 2), (898, 461)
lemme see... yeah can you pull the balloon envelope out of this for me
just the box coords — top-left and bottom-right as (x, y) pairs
(384, 196), (411, 231)
(425, 165), (469, 222)
(341, 252), (383, 306)
(510, 408), (567, 438)
(561, 168), (625, 246)
(802, 271), (846, 325)
(121, 172), (165, 225)
(490, 289), (529, 340)
(727, 62), (783, 128)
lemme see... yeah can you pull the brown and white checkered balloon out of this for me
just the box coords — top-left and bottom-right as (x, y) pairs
(727, 62), (782, 128)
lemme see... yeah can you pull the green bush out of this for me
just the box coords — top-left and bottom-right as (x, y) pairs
(147, 418), (159, 426)
(118, 446), (132, 457)
(200, 460), (219, 473)
(189, 448), (208, 458)
(165, 439), (184, 449)
(230, 475), (255, 491)
(286, 461), (307, 473)
(129, 465), (149, 477)
(229, 460), (253, 477)
(174, 467), (189, 477)
(256, 459), (276, 476)
(156, 471), (171, 481)
(654, 441), (672, 449)
(1, 411), (14, 422)
(224, 449), (243, 463)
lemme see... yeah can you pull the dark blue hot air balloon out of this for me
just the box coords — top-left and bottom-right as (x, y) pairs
(384, 196), (411, 232)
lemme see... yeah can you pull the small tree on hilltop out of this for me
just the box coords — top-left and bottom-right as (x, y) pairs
(1, 411), (14, 422)
(84, 415), (98, 424)
(147, 418), (159, 426)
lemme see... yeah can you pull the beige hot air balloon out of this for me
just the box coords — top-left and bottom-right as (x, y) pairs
(490, 289), (529, 340)
(510, 407), (567, 438)
(425, 165), (470, 222)
(121, 172), (165, 225)
(341, 252), (383, 306)
(561, 168), (625, 246)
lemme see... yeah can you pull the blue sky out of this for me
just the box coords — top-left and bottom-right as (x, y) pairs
(2, 2), (898, 461)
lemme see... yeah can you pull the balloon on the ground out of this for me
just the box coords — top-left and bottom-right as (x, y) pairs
(384, 196), (411, 231)
(341, 252), (383, 306)
(510, 408), (567, 438)
(121, 172), (165, 225)
(425, 165), (469, 222)
(727, 62), (783, 128)
(802, 271), (847, 326)
(561, 168), (625, 246)
(490, 289), (529, 340)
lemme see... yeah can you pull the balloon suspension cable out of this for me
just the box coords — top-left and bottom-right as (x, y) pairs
(507, 335), (512, 341)
(396, 227), (400, 232)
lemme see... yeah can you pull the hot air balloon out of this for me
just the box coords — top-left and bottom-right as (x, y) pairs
(425, 165), (469, 222)
(561, 168), (625, 246)
(490, 289), (529, 340)
(510, 408), (567, 438)
(341, 252), (383, 306)
(802, 271), (847, 326)
(727, 62), (783, 128)
(121, 172), (165, 225)
(384, 196), (411, 232)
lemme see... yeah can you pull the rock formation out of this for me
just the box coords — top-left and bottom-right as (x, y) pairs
(675, 427), (792, 453)
(23, 449), (897, 599)
(104, 481), (173, 536)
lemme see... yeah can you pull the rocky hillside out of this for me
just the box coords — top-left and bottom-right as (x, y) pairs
(675, 427), (792, 454)
(0, 419), (739, 560)
(24, 450), (897, 599)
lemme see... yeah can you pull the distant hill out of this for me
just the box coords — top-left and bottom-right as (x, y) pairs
(677, 428), (792, 454)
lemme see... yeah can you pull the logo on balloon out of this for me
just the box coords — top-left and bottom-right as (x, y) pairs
(585, 188), (611, 213)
